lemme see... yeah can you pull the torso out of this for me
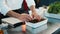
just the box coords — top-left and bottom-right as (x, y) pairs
(5, 0), (23, 10)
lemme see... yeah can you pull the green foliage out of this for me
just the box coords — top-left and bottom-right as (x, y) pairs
(48, 1), (60, 14)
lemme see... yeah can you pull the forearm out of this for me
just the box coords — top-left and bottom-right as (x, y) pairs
(7, 11), (21, 19)
(30, 5), (37, 13)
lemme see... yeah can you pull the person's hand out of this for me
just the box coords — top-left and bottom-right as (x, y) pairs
(32, 12), (41, 21)
(18, 13), (33, 22)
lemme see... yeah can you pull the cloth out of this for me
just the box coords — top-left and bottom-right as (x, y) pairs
(0, 0), (35, 15)
(23, 0), (28, 11)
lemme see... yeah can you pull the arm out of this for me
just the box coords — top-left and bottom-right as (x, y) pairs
(26, 0), (38, 15)
(30, 5), (42, 21)
(0, 0), (11, 15)
(30, 5), (37, 14)
(7, 10), (21, 19)
(1, 0), (32, 22)
(1, 0), (21, 19)
(7, 10), (32, 21)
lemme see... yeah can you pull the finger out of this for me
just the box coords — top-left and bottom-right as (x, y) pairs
(20, 17), (26, 21)
(25, 18), (29, 22)
(26, 16), (33, 21)
(27, 15), (33, 20)
(32, 14), (34, 18)
(36, 16), (41, 21)
(38, 17), (41, 21)
(22, 17), (29, 22)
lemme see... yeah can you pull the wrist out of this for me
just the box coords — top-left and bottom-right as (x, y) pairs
(32, 11), (37, 15)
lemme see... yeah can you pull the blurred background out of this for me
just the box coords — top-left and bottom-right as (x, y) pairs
(34, 0), (60, 8)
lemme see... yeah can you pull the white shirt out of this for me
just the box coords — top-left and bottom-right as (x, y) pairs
(0, 0), (35, 15)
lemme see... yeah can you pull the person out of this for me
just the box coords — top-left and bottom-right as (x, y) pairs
(0, 0), (41, 32)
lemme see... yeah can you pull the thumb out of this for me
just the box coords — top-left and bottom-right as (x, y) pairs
(32, 14), (34, 18)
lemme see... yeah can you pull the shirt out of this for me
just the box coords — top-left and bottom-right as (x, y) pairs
(0, 0), (35, 15)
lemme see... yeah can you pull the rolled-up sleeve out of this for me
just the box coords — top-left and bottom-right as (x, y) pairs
(27, 0), (35, 8)
(1, 5), (11, 15)
(0, 0), (11, 15)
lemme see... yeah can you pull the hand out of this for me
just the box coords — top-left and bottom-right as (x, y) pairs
(32, 13), (41, 21)
(18, 13), (33, 22)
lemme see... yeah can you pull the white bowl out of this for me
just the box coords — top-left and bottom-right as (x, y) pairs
(26, 17), (48, 34)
